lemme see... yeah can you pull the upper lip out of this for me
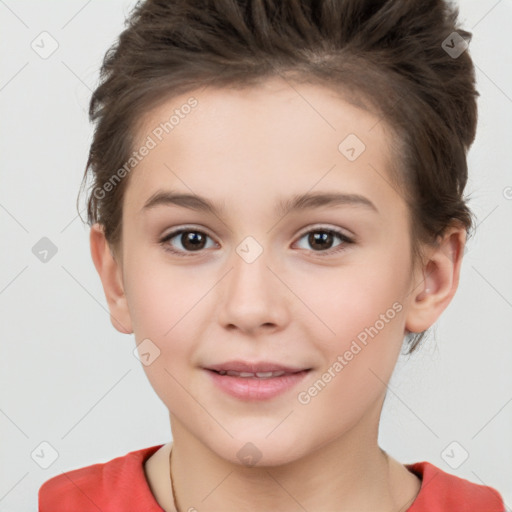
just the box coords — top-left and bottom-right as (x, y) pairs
(204, 360), (310, 373)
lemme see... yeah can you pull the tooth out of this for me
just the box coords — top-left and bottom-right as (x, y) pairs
(219, 370), (289, 378)
(226, 370), (256, 377)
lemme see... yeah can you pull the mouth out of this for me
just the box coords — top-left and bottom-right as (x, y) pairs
(202, 361), (312, 400)
(204, 360), (311, 375)
(207, 369), (308, 378)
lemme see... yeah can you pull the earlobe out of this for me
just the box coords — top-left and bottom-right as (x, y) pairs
(89, 223), (133, 335)
(405, 226), (466, 334)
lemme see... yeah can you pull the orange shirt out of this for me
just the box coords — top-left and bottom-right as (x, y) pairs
(38, 444), (505, 511)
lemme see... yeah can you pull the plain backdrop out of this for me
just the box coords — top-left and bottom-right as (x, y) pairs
(1, 0), (511, 510)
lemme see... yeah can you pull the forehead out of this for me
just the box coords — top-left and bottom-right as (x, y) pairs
(124, 78), (401, 217)
(136, 77), (388, 147)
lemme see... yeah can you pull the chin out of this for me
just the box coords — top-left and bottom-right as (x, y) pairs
(208, 434), (308, 469)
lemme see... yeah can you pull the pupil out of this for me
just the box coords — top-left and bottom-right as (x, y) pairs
(183, 232), (204, 250)
(310, 232), (332, 251)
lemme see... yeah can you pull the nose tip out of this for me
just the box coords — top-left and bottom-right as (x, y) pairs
(217, 255), (288, 334)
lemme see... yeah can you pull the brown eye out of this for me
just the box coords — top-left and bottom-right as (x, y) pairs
(308, 231), (335, 251)
(159, 225), (354, 257)
(179, 231), (207, 251)
(160, 228), (216, 256)
(295, 227), (354, 255)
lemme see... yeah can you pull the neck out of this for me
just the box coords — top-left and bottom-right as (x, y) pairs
(168, 402), (415, 512)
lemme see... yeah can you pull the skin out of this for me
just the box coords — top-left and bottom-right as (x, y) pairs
(90, 77), (466, 511)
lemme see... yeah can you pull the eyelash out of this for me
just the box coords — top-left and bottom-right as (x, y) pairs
(158, 225), (355, 258)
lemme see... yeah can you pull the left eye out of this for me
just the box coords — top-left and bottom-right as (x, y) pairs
(294, 227), (354, 255)
(159, 226), (354, 256)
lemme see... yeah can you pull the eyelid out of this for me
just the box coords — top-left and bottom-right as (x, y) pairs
(159, 224), (219, 252)
(291, 224), (355, 257)
(295, 223), (354, 240)
(161, 223), (354, 241)
(161, 224), (216, 240)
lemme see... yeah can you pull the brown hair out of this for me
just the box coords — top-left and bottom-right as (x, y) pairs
(78, 0), (478, 354)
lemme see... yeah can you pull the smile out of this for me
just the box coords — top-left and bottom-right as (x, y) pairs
(204, 368), (311, 401)
(213, 370), (288, 378)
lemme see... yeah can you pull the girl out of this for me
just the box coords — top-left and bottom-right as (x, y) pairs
(39, 0), (506, 510)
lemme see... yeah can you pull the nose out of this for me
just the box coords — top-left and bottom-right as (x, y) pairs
(216, 247), (290, 335)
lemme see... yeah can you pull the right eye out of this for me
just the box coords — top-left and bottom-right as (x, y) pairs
(159, 227), (218, 256)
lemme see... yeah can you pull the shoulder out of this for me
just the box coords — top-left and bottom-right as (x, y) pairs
(406, 461), (505, 512)
(38, 444), (165, 512)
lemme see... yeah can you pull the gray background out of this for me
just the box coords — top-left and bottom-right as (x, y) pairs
(1, 0), (511, 510)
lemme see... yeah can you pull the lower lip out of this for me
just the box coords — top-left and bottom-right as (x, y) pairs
(204, 369), (311, 401)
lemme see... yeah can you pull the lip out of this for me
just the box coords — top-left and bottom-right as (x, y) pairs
(203, 360), (312, 401)
(205, 360), (309, 374)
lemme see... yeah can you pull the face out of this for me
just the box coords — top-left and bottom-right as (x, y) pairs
(100, 78), (426, 465)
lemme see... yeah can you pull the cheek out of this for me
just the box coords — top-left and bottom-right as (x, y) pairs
(295, 283), (406, 431)
(125, 264), (203, 407)
(124, 260), (208, 390)
(299, 259), (408, 390)
(124, 256), (201, 337)
(305, 257), (407, 337)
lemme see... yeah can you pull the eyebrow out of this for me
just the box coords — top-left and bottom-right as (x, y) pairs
(140, 189), (379, 217)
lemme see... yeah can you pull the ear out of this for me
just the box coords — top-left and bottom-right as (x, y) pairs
(405, 224), (467, 334)
(89, 223), (133, 334)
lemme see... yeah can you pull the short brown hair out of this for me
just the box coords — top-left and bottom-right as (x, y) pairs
(78, 0), (479, 354)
